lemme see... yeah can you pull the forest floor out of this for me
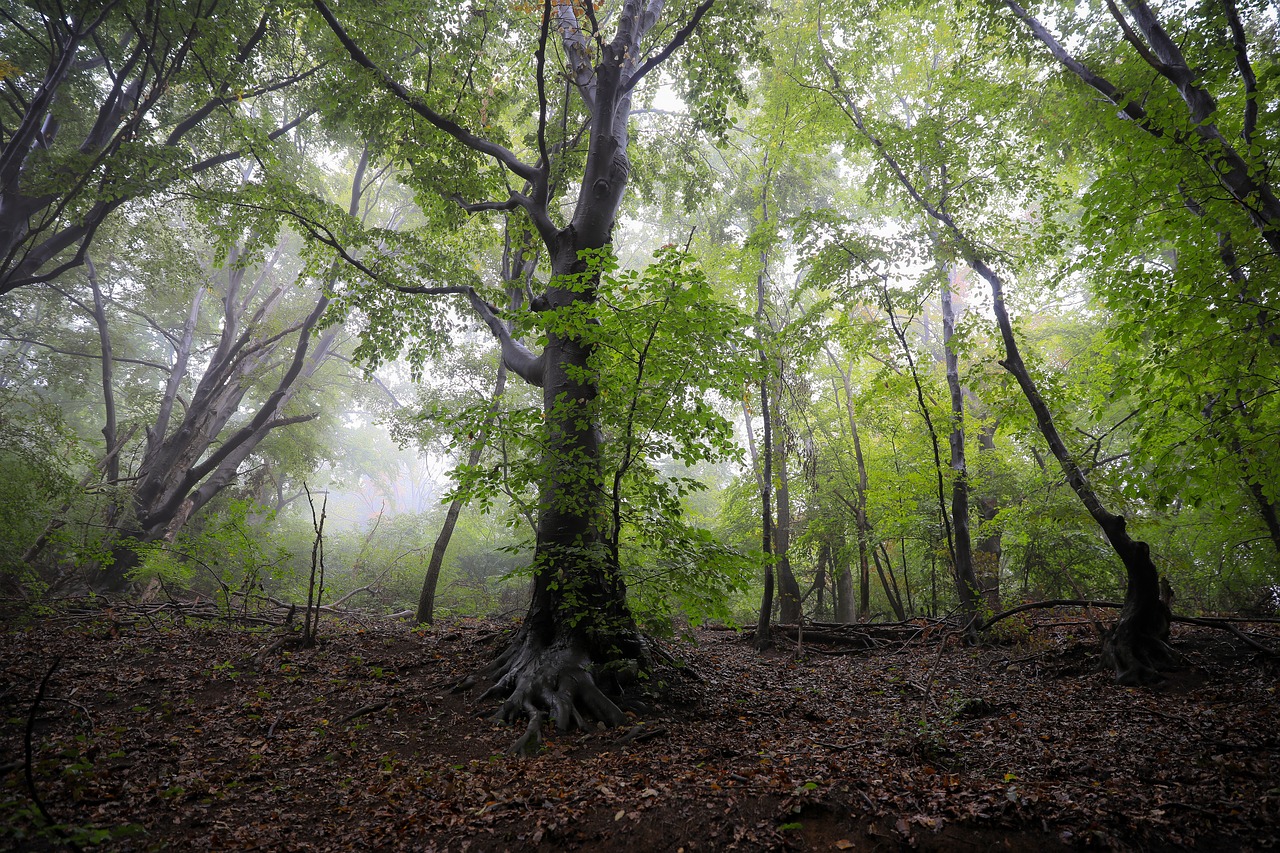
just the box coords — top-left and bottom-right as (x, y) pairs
(1, 605), (1277, 852)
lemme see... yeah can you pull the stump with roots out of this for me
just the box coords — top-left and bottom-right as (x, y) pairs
(1102, 539), (1178, 685)
(457, 623), (647, 755)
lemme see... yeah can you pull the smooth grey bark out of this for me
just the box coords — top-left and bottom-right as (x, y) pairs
(750, 152), (780, 649)
(86, 257), (119, 492)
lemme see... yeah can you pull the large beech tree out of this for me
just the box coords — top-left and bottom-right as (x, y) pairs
(313, 0), (751, 751)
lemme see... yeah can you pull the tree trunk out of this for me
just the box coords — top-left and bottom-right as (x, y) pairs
(974, 249), (1173, 683)
(821, 56), (1174, 682)
(475, 239), (646, 753)
(813, 544), (829, 619)
(872, 544), (907, 621)
(773, 391), (803, 624)
(834, 538), (856, 624)
(318, 0), (721, 749)
(416, 363), (509, 625)
(417, 237), (533, 624)
(90, 154), (354, 592)
(754, 359), (776, 652)
(974, 424), (1003, 610)
(941, 273), (981, 625)
(829, 353), (873, 620)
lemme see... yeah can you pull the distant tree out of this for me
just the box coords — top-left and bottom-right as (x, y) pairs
(812, 0), (1175, 682)
(8, 146), (379, 592)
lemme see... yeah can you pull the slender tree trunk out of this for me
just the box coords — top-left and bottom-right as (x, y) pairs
(941, 274), (981, 625)
(773, 386), (803, 624)
(813, 544), (829, 619)
(834, 537), (856, 624)
(967, 250), (1172, 682)
(416, 364), (509, 624)
(872, 543), (907, 621)
(828, 353), (873, 619)
(754, 356), (776, 651)
(417, 233), (534, 624)
(974, 423), (1003, 609)
(883, 288), (966, 622)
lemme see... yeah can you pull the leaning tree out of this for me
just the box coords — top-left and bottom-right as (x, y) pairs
(313, 0), (756, 751)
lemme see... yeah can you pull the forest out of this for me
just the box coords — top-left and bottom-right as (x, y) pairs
(1, 0), (1278, 849)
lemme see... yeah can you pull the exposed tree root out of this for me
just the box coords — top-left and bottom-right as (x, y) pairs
(1104, 619), (1180, 686)
(461, 630), (636, 755)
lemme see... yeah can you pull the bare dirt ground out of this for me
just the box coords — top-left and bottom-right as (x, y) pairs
(1, 607), (1277, 851)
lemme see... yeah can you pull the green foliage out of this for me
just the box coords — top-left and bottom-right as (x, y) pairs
(131, 501), (292, 611)
(587, 247), (758, 627)
(0, 388), (84, 589)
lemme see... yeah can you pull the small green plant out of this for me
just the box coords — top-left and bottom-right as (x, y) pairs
(209, 660), (239, 679)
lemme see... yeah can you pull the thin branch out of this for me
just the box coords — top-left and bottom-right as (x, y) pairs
(394, 283), (544, 386)
(0, 336), (168, 371)
(622, 0), (717, 94)
(311, 1), (541, 187)
(1221, 0), (1258, 144)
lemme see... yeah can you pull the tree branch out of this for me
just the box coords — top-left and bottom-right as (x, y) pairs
(1220, 0), (1258, 145)
(394, 283), (544, 386)
(1001, 0), (1162, 135)
(312, 0), (541, 188)
(622, 0), (717, 94)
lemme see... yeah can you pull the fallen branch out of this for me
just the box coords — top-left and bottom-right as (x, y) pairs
(24, 658), (61, 832)
(979, 599), (1123, 631)
(619, 724), (667, 745)
(1176, 616), (1279, 656)
(981, 600), (1280, 656)
(774, 623), (924, 650)
(337, 700), (393, 725)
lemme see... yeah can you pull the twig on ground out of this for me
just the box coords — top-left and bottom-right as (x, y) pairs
(24, 658), (61, 831)
(338, 700), (393, 725)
